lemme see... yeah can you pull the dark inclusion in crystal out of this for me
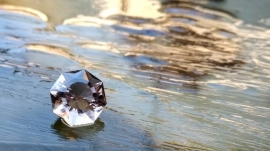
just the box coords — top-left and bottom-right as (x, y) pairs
(50, 69), (106, 127)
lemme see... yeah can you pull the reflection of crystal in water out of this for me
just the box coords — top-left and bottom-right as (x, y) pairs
(51, 118), (105, 140)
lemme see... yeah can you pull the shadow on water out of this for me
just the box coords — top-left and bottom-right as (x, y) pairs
(0, 0), (270, 150)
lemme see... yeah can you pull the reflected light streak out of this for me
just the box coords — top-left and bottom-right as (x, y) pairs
(0, 5), (48, 21)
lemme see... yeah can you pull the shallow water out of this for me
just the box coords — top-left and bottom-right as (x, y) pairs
(0, 0), (270, 150)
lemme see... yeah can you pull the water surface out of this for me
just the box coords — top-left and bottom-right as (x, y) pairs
(0, 0), (270, 150)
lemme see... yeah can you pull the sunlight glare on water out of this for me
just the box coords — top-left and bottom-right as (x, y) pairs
(0, 0), (270, 150)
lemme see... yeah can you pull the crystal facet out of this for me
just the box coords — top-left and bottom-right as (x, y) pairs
(50, 69), (106, 127)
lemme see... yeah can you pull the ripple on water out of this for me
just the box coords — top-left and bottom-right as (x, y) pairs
(0, 1), (270, 150)
(251, 50), (270, 70)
